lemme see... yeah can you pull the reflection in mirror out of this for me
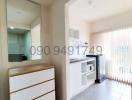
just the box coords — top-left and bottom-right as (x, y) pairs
(7, 0), (42, 62)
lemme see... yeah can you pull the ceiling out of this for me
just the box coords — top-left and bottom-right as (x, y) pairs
(31, 0), (54, 6)
(7, 0), (41, 28)
(69, 0), (132, 22)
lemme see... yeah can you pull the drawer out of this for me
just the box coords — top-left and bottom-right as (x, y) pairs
(10, 80), (55, 100)
(10, 68), (54, 93)
(35, 91), (55, 100)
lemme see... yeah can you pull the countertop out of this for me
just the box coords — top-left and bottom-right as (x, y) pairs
(70, 57), (95, 63)
(9, 63), (54, 77)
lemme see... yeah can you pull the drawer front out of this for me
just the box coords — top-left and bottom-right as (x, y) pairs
(35, 91), (55, 100)
(10, 80), (55, 100)
(10, 68), (54, 93)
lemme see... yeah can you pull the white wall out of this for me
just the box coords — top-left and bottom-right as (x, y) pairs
(31, 24), (41, 60)
(91, 10), (132, 33)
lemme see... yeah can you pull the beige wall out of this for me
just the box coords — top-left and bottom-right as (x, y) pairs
(0, 0), (73, 100)
(0, 0), (10, 99)
(48, 0), (70, 100)
(91, 10), (132, 33)
(0, 1), (52, 100)
(69, 16), (90, 43)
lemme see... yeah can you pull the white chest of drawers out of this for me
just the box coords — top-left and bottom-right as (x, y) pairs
(9, 64), (56, 100)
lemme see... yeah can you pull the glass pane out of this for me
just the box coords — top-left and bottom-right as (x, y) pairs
(7, 0), (42, 62)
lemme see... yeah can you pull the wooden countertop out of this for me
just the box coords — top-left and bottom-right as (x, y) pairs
(9, 64), (54, 77)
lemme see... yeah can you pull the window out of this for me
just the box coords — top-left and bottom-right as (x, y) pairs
(91, 28), (132, 84)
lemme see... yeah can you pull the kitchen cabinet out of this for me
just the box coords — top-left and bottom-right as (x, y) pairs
(70, 58), (96, 98)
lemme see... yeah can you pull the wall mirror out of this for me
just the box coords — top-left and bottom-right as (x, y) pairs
(7, 0), (42, 62)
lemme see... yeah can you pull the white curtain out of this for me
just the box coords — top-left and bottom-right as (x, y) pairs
(91, 28), (132, 84)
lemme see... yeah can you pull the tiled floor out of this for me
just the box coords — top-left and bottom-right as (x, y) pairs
(72, 80), (132, 100)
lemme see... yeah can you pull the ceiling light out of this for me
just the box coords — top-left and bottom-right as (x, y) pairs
(16, 11), (22, 14)
(10, 26), (15, 29)
(88, 0), (92, 5)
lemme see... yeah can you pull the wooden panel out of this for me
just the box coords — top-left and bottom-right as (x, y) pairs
(34, 91), (55, 100)
(10, 68), (54, 93)
(9, 64), (54, 77)
(10, 80), (55, 100)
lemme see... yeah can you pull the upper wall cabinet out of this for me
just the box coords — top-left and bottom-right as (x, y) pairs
(7, 0), (42, 62)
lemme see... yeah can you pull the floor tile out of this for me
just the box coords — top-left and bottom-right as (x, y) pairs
(71, 80), (131, 100)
